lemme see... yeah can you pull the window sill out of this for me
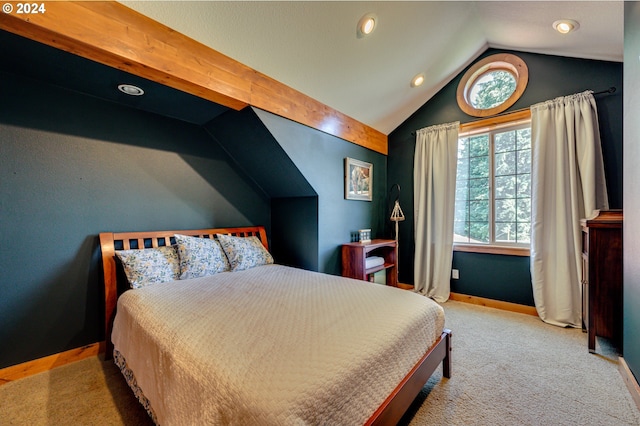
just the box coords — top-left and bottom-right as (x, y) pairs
(453, 244), (530, 257)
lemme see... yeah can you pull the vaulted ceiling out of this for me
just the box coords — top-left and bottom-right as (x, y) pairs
(122, 1), (624, 135)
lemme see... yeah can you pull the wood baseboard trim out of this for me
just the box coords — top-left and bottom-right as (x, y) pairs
(0, 342), (102, 386)
(619, 356), (640, 411)
(397, 282), (414, 290)
(449, 292), (539, 317)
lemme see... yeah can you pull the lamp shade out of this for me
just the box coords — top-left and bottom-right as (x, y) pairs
(390, 200), (405, 222)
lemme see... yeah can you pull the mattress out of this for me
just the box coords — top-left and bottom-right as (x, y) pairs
(112, 264), (445, 425)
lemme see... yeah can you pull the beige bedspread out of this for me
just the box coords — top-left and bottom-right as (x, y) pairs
(112, 264), (445, 425)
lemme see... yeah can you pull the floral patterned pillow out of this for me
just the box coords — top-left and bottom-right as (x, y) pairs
(174, 234), (231, 279)
(216, 234), (274, 271)
(115, 246), (180, 289)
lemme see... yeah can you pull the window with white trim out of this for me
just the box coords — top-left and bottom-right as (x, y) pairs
(454, 121), (531, 247)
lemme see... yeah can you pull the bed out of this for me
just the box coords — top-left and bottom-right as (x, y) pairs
(99, 225), (451, 425)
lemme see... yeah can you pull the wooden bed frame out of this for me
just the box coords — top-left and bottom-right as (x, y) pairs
(99, 225), (451, 426)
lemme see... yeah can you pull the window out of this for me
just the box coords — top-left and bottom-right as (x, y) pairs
(454, 116), (531, 250)
(469, 70), (516, 110)
(456, 53), (528, 118)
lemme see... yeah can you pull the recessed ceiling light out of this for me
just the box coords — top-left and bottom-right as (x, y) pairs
(117, 84), (145, 96)
(357, 13), (377, 38)
(411, 73), (425, 88)
(553, 19), (579, 34)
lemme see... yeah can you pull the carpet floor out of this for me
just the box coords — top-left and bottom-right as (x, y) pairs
(2, 300), (638, 425)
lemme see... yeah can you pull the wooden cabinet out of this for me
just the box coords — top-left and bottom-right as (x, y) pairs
(581, 210), (623, 353)
(341, 239), (398, 287)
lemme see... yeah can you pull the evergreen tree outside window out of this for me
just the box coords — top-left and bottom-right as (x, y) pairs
(454, 123), (531, 246)
(457, 53), (528, 117)
(469, 70), (517, 110)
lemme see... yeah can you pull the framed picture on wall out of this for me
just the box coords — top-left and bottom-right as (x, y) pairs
(345, 157), (373, 201)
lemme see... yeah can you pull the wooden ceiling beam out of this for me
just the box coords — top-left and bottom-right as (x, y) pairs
(0, 1), (388, 154)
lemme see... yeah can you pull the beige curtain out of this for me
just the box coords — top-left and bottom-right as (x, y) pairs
(530, 91), (609, 327)
(413, 122), (459, 302)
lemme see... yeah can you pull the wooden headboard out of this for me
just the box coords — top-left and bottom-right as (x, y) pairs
(98, 226), (268, 357)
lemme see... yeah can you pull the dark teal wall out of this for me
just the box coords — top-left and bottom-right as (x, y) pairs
(0, 67), (387, 369)
(255, 109), (388, 275)
(204, 105), (387, 276)
(271, 197), (319, 271)
(204, 108), (317, 199)
(623, 2), (640, 387)
(388, 49), (623, 305)
(0, 71), (270, 369)
(452, 253), (533, 305)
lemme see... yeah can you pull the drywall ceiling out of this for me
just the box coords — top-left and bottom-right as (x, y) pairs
(0, 30), (230, 125)
(121, 1), (623, 135)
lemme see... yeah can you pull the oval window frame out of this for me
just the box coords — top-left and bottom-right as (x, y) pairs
(456, 53), (528, 117)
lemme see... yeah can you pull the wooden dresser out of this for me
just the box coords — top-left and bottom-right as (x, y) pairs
(341, 239), (398, 287)
(581, 210), (623, 353)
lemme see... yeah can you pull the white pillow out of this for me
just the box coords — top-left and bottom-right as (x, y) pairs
(216, 234), (274, 271)
(115, 246), (180, 289)
(174, 234), (230, 279)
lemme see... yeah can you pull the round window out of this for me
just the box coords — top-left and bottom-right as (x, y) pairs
(457, 54), (528, 117)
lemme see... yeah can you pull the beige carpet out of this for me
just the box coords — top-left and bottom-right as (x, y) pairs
(2, 301), (638, 425)
(400, 301), (640, 425)
(1, 351), (152, 426)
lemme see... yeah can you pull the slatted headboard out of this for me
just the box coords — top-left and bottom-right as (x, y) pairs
(98, 226), (268, 357)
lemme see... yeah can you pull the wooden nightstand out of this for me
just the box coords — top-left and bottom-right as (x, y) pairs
(341, 239), (398, 287)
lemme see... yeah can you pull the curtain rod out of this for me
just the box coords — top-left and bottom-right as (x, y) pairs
(410, 86), (617, 137)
